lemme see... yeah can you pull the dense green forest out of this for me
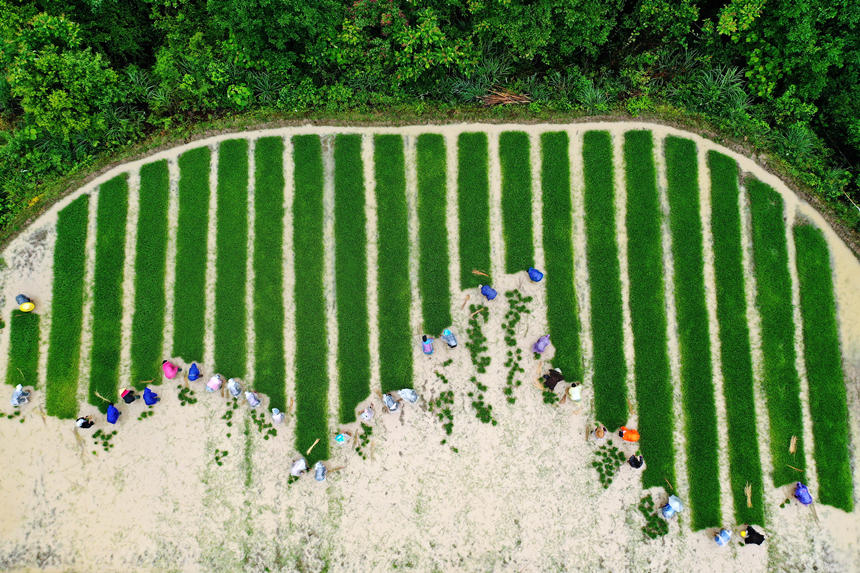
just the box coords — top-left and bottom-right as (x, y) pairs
(1, 0), (858, 233)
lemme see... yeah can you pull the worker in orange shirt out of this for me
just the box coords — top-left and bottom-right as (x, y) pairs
(618, 426), (640, 442)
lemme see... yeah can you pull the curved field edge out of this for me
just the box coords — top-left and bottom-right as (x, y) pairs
(2, 123), (857, 511)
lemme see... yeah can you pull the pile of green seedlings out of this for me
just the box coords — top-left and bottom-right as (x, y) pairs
(177, 385), (197, 406)
(468, 375), (497, 425)
(2, 410), (22, 421)
(502, 290), (532, 346)
(638, 494), (669, 539)
(501, 290), (532, 405)
(428, 371), (455, 440)
(91, 428), (118, 453)
(592, 444), (627, 488)
(354, 423), (373, 460)
(465, 304), (491, 373)
(249, 407), (277, 439)
(503, 347), (524, 404)
(542, 387), (559, 404)
(213, 448), (229, 466)
(222, 401), (237, 425)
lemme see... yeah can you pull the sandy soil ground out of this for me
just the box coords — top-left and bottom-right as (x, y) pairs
(1, 122), (858, 572)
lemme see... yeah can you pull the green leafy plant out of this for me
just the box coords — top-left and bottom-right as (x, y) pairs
(178, 386), (197, 406)
(465, 304), (491, 373)
(354, 423), (373, 460)
(468, 376), (496, 425)
(639, 494), (669, 539)
(592, 444), (627, 488)
(428, 371), (455, 438)
(91, 428), (118, 452)
(214, 449), (229, 466)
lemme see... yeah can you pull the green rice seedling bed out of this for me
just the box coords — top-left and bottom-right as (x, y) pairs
(89, 175), (129, 410)
(292, 134), (329, 464)
(623, 130), (675, 490)
(498, 131), (534, 273)
(664, 136), (721, 529)
(214, 139), (249, 377)
(253, 137), (286, 411)
(131, 160), (169, 386)
(793, 223), (852, 510)
(173, 147), (210, 362)
(334, 134), (370, 422)
(747, 178), (806, 486)
(46, 194), (90, 418)
(582, 131), (626, 429)
(374, 134), (413, 393)
(457, 132), (491, 289)
(416, 134), (452, 334)
(540, 132), (581, 379)
(708, 151), (764, 524)
(6, 310), (40, 388)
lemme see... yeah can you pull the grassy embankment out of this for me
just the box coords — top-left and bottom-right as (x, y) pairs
(253, 137), (286, 410)
(334, 134), (370, 422)
(664, 136), (720, 528)
(214, 139), (249, 377)
(130, 160), (169, 386)
(89, 175), (129, 410)
(623, 131), (675, 490)
(498, 131), (534, 273)
(416, 134), (452, 334)
(582, 131), (626, 429)
(457, 132), (490, 289)
(375, 134), (413, 393)
(708, 151), (764, 524)
(173, 147), (210, 362)
(6, 310), (40, 387)
(747, 178), (806, 486)
(540, 131), (581, 379)
(793, 223), (853, 510)
(46, 194), (90, 418)
(293, 135), (329, 463)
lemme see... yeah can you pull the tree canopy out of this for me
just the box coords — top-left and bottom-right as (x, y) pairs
(1, 0), (858, 231)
